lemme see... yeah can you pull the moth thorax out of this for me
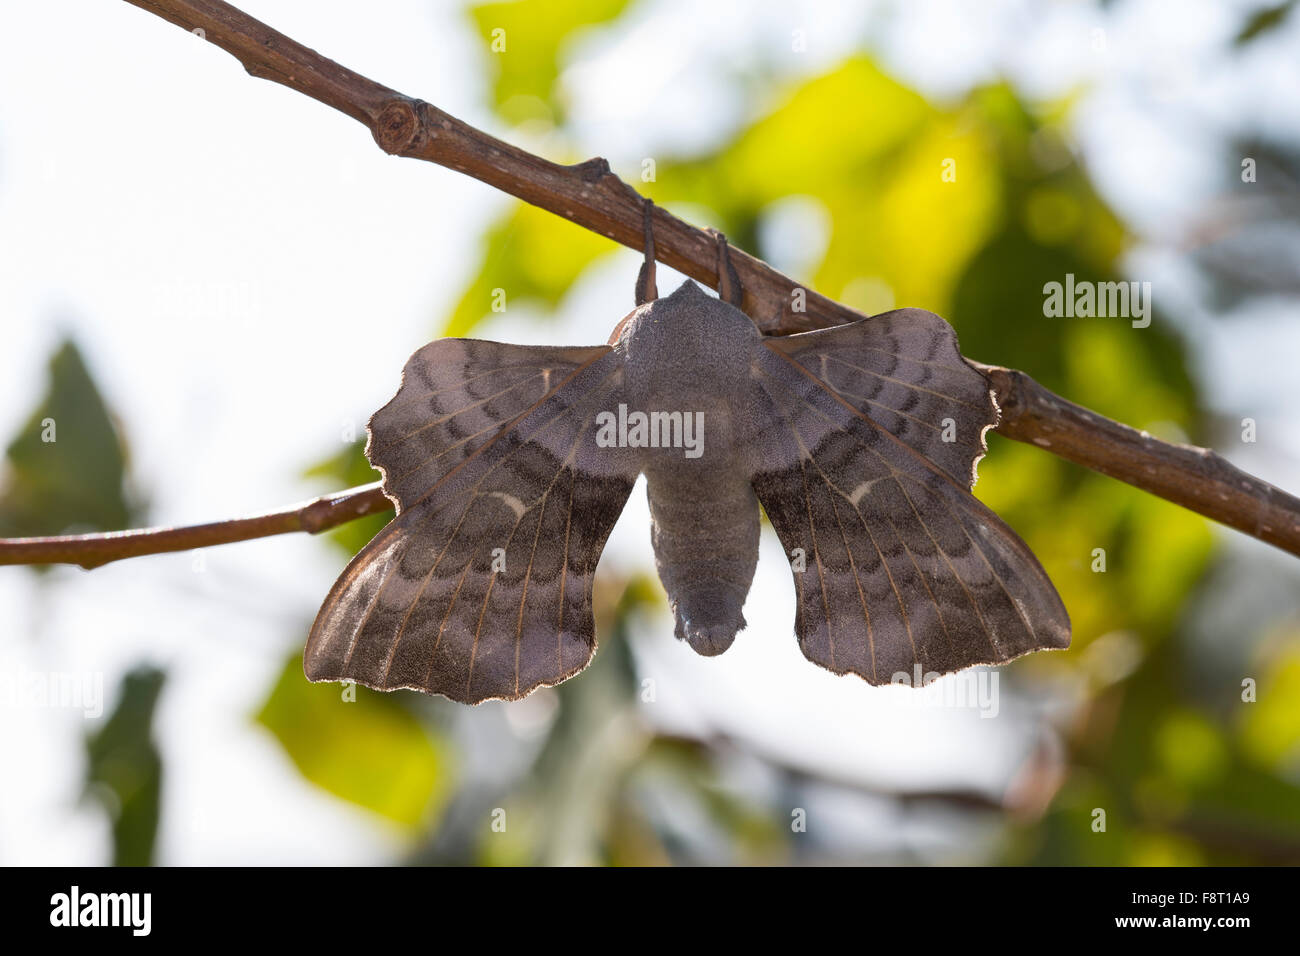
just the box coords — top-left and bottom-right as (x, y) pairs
(620, 281), (759, 401)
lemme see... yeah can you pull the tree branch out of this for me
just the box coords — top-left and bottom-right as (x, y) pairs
(978, 364), (1300, 557)
(1, 0), (1293, 569)
(121, 0), (848, 335)
(0, 483), (390, 569)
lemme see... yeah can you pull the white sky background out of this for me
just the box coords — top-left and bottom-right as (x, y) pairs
(0, 0), (1297, 864)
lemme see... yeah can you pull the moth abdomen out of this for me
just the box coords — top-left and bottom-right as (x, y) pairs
(646, 469), (760, 658)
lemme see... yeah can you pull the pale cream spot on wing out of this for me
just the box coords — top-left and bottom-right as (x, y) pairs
(486, 491), (528, 519)
(848, 479), (880, 508)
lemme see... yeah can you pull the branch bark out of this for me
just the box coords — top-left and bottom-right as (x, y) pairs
(977, 364), (1300, 556)
(0, 484), (390, 569)
(121, 0), (849, 335)
(1, 0), (1295, 569)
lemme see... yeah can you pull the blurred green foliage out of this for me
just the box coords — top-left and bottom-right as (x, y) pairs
(0, 339), (136, 538)
(256, 653), (455, 830)
(468, 0), (631, 126)
(0, 338), (163, 866)
(1235, 0), (1296, 45)
(4, 0), (1288, 866)
(0, 0), (1287, 875)
(471, 573), (650, 865)
(84, 666), (165, 867)
(266, 1), (1300, 865)
(443, 203), (616, 337)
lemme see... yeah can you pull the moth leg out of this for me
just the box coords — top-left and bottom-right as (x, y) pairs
(635, 198), (659, 305)
(707, 227), (744, 308)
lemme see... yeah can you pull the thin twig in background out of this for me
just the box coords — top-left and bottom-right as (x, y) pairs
(1, 0), (1297, 569)
(0, 484), (390, 569)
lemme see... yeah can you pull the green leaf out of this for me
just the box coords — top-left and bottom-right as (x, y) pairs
(468, 0), (632, 125)
(84, 666), (166, 867)
(1235, 1), (1295, 45)
(442, 202), (616, 337)
(256, 652), (454, 830)
(0, 339), (136, 537)
(1239, 638), (1300, 772)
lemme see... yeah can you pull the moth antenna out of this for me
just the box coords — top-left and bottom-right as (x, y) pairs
(708, 228), (743, 307)
(635, 198), (658, 305)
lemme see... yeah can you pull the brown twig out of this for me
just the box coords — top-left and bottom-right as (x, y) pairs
(0, 0), (1296, 569)
(978, 364), (1300, 556)
(0, 483), (390, 569)
(120, 0), (845, 335)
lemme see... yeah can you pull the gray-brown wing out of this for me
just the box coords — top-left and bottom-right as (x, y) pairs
(306, 346), (637, 703)
(747, 324), (1069, 685)
(763, 308), (997, 489)
(367, 339), (612, 512)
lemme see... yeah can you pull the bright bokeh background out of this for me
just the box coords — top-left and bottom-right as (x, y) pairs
(1, 0), (1299, 865)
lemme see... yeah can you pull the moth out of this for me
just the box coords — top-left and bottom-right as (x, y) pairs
(305, 220), (1069, 704)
